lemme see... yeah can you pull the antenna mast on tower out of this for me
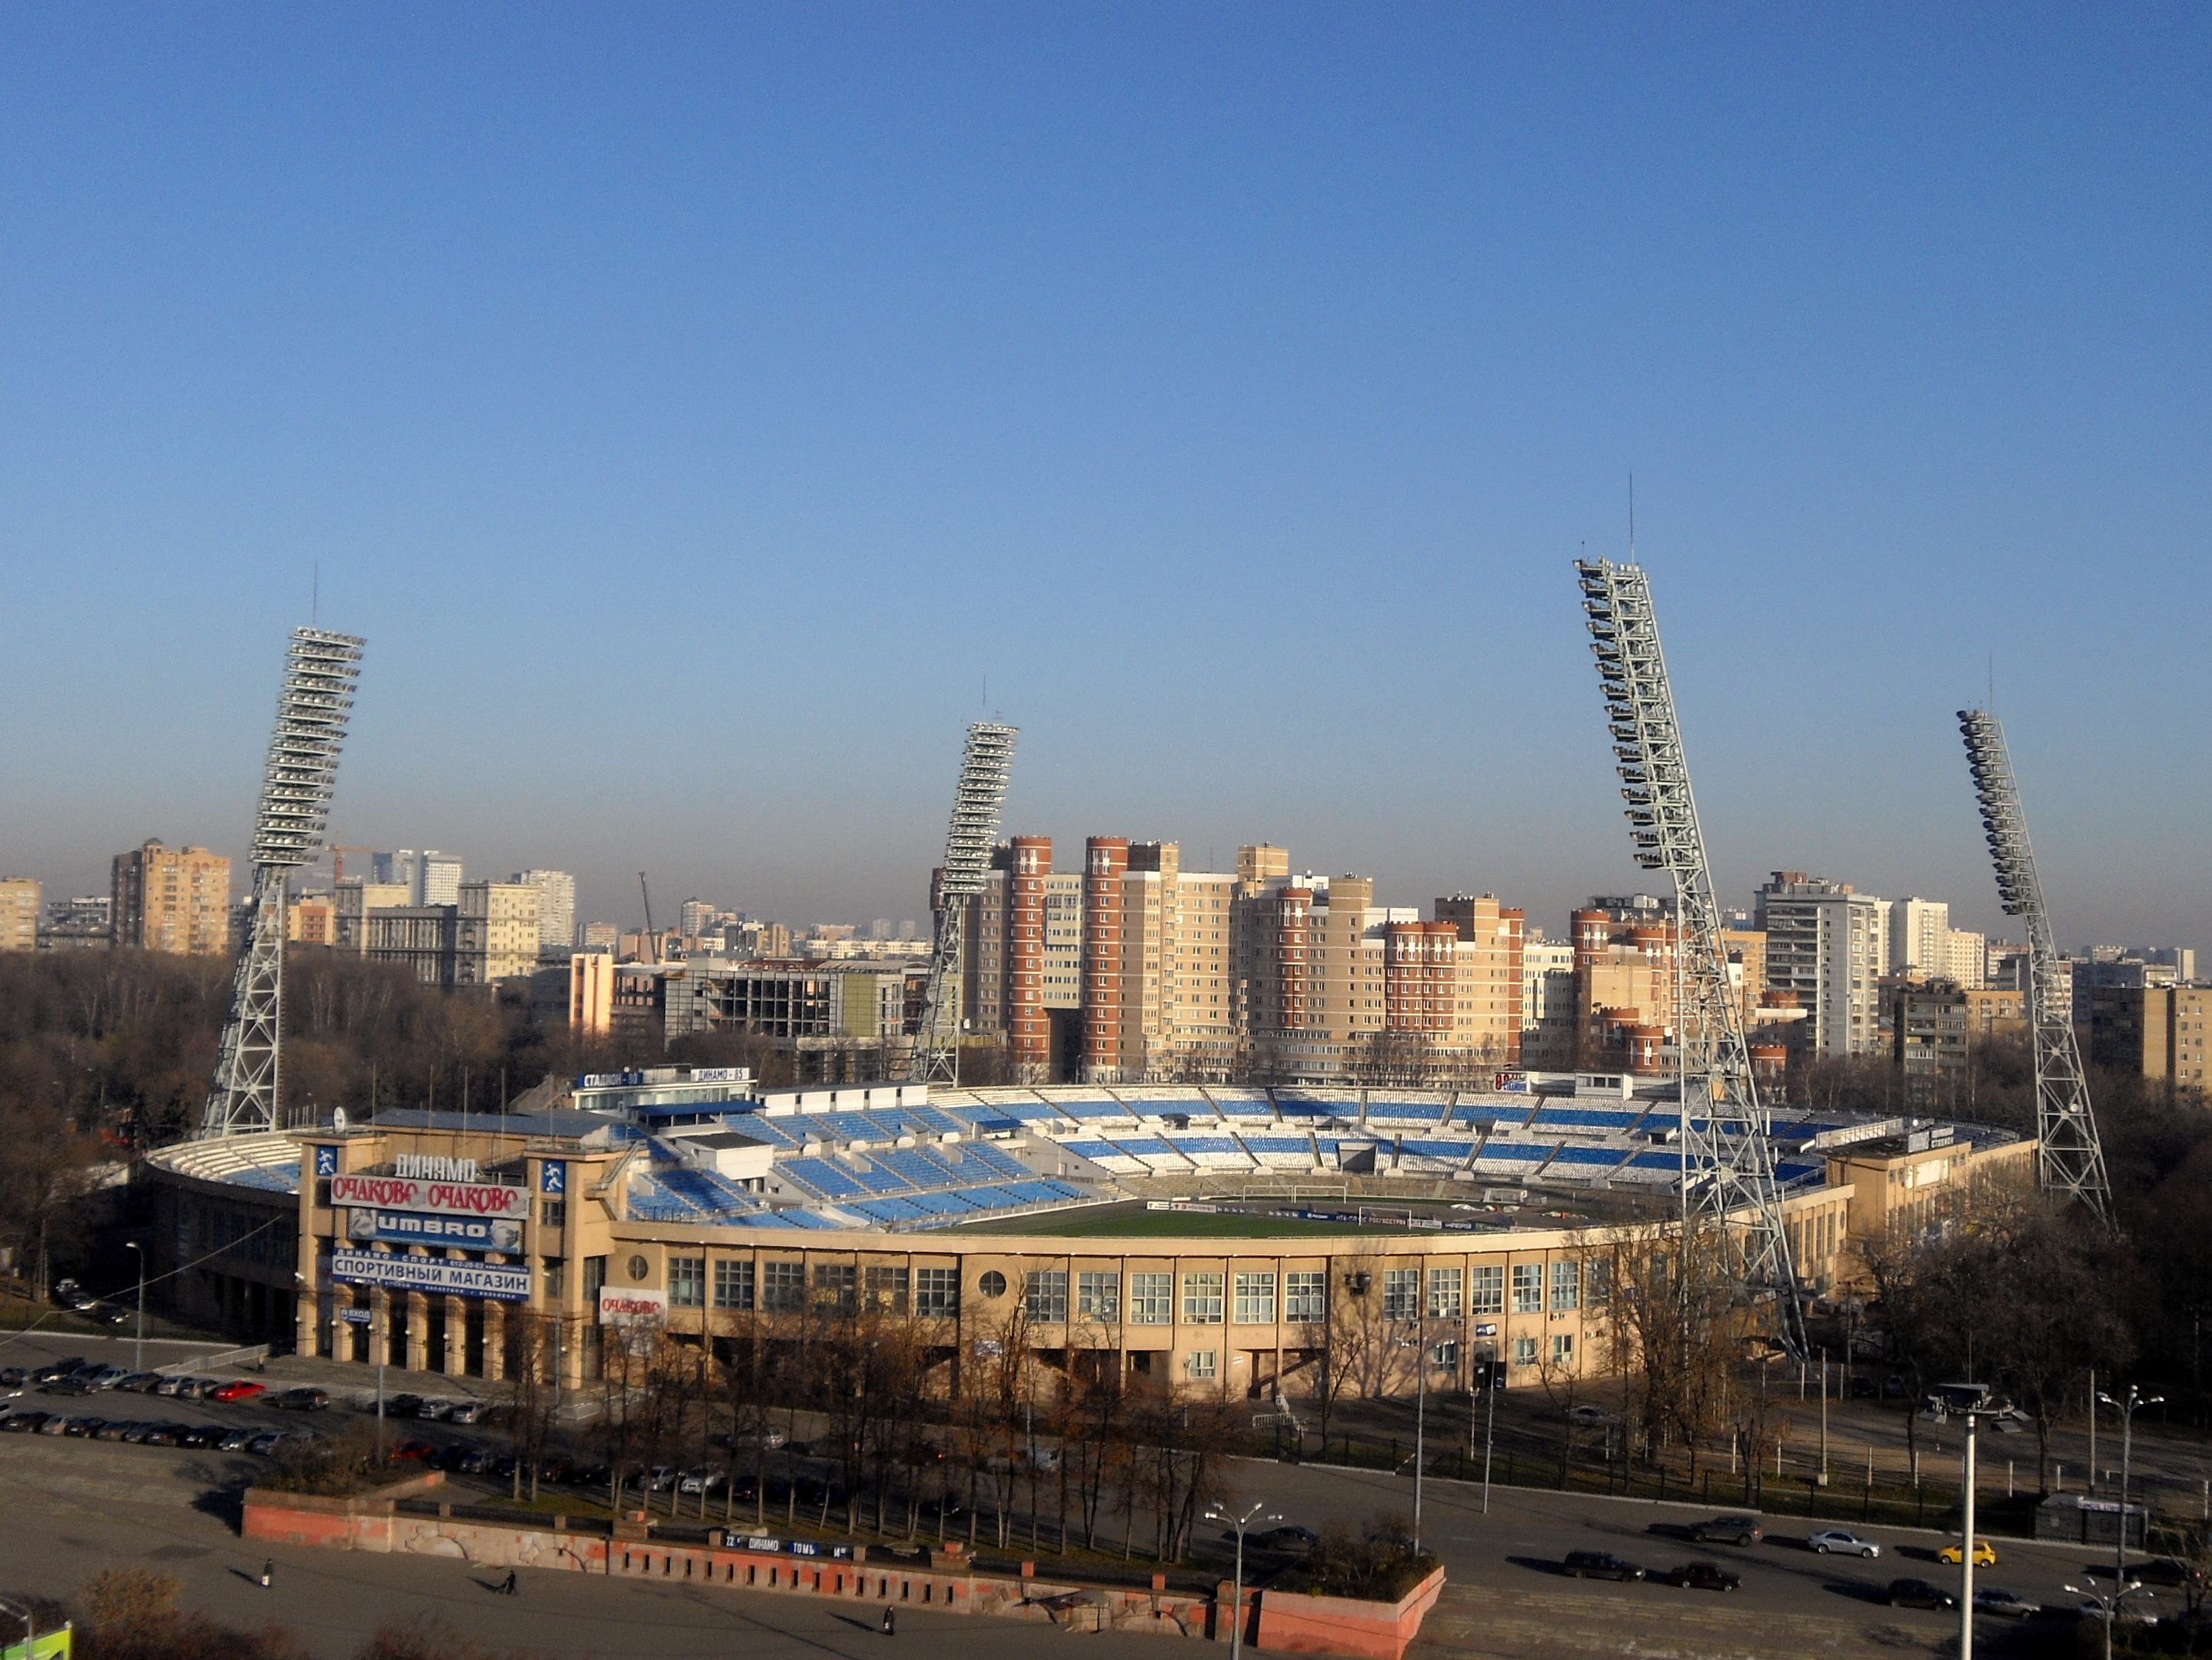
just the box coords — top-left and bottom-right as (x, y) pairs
(1575, 557), (1805, 1356)
(1958, 708), (2111, 1223)
(201, 627), (365, 1136)
(910, 721), (1018, 1085)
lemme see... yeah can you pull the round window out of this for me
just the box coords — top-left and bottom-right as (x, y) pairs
(978, 1270), (1007, 1299)
(627, 1254), (650, 1283)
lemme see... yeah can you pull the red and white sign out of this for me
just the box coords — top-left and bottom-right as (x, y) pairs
(329, 1173), (530, 1219)
(599, 1288), (668, 1327)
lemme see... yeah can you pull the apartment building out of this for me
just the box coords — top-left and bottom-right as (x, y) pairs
(111, 840), (232, 955)
(1890, 979), (1970, 1109)
(514, 870), (577, 956)
(1520, 938), (1578, 1069)
(1756, 872), (1889, 1057)
(0, 877), (38, 952)
(333, 880), (410, 950)
(39, 894), (111, 950)
(286, 894), (337, 946)
(1941, 929), (1987, 988)
(457, 880), (542, 983)
(2091, 985), (2212, 1092)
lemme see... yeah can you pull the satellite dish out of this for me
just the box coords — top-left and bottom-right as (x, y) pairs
(332, 1106), (348, 1132)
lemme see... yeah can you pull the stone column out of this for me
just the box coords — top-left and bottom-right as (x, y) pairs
(444, 1294), (467, 1377)
(483, 1299), (506, 1382)
(405, 1291), (429, 1374)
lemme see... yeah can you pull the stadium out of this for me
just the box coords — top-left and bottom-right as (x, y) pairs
(141, 1067), (2031, 1401)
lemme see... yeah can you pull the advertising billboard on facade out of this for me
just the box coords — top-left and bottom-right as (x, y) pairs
(330, 1249), (531, 1302)
(329, 1173), (530, 1219)
(597, 1288), (668, 1326)
(344, 1209), (524, 1252)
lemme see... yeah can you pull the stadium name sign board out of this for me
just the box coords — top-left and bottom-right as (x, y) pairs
(330, 1249), (531, 1302)
(394, 1153), (480, 1183)
(330, 1173), (529, 1219)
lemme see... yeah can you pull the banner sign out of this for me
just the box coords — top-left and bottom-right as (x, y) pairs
(331, 1173), (529, 1219)
(598, 1288), (668, 1326)
(710, 1532), (852, 1559)
(578, 1070), (647, 1088)
(347, 1209), (523, 1252)
(331, 1249), (531, 1302)
(394, 1153), (480, 1183)
(689, 1066), (750, 1084)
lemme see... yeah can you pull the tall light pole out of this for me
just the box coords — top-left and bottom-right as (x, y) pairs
(125, 1240), (146, 1376)
(1206, 1499), (1279, 1660)
(1956, 1399), (1984, 1660)
(2101, 1382), (2163, 1652)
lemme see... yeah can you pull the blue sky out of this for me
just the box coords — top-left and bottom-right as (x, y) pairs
(2, 5), (2205, 946)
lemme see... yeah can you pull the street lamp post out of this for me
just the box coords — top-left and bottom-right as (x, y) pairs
(125, 1240), (146, 1376)
(1206, 1499), (1279, 1660)
(2095, 1383), (2164, 1660)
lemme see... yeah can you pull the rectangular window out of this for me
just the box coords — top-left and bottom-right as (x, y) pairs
(1382, 1268), (1419, 1320)
(584, 1256), (607, 1300)
(915, 1267), (959, 1319)
(1431, 1339), (1459, 1369)
(542, 1259), (565, 1301)
(1077, 1269), (1119, 1322)
(1511, 1263), (1543, 1314)
(1512, 1335), (1538, 1367)
(1285, 1271), (1326, 1324)
(762, 1259), (804, 1312)
(1550, 1260), (1580, 1314)
(1233, 1271), (1276, 1325)
(713, 1258), (755, 1311)
(865, 1266), (909, 1314)
(1131, 1272), (1173, 1325)
(539, 1199), (566, 1232)
(1181, 1272), (1224, 1325)
(668, 1256), (705, 1308)
(1185, 1349), (1218, 1380)
(1552, 1332), (1575, 1363)
(1025, 1269), (1069, 1324)
(1428, 1266), (1463, 1320)
(813, 1263), (857, 1312)
(1584, 1256), (1611, 1309)
(1470, 1265), (1505, 1316)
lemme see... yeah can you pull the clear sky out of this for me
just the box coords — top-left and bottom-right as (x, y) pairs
(2, 5), (2206, 948)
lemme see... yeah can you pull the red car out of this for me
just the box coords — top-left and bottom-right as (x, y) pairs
(391, 1439), (439, 1462)
(210, 1381), (267, 1403)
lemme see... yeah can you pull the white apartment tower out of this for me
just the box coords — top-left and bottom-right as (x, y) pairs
(1888, 897), (1950, 976)
(514, 870), (578, 955)
(1757, 872), (1889, 1058)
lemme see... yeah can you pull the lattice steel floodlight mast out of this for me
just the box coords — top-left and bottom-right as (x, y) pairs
(200, 627), (365, 1136)
(1958, 709), (2111, 1223)
(1576, 559), (1806, 1356)
(910, 722), (1018, 1085)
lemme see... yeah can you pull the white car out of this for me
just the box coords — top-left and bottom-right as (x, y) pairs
(1808, 1529), (1881, 1559)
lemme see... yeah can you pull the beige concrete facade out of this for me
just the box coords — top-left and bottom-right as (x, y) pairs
(111, 839), (231, 954)
(457, 880), (542, 983)
(0, 876), (38, 952)
(2091, 984), (2212, 1091)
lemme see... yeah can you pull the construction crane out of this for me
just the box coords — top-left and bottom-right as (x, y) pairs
(1958, 709), (2112, 1223)
(1575, 558), (1805, 1356)
(202, 627), (365, 1136)
(326, 838), (378, 884)
(639, 872), (659, 962)
(910, 722), (1018, 1084)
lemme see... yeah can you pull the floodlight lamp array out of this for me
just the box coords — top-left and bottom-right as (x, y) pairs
(936, 723), (1018, 898)
(1958, 710), (2036, 917)
(251, 629), (365, 870)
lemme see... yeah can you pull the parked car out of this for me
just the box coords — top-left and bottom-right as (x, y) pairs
(142, 1423), (185, 1446)
(381, 1394), (424, 1419)
(0, 1366), (25, 1388)
(62, 1415), (104, 1437)
(417, 1399), (457, 1422)
(447, 1400), (488, 1425)
(1808, 1529), (1881, 1559)
(1938, 1539), (1997, 1568)
(679, 1467), (727, 1496)
(177, 1378), (224, 1400)
(644, 1465), (679, 1492)
(87, 1366), (130, 1389)
(1888, 1578), (1957, 1611)
(457, 1448), (493, 1475)
(35, 1414), (72, 1435)
(218, 1427), (259, 1452)
(2, 1412), (48, 1434)
(38, 1378), (95, 1397)
(434, 1445), (474, 1472)
(1563, 1551), (1645, 1582)
(211, 1381), (267, 1404)
(1667, 1562), (1741, 1592)
(181, 1424), (228, 1449)
(390, 1439), (439, 1462)
(1259, 1525), (1320, 1552)
(1973, 1588), (2037, 1618)
(94, 1420), (135, 1441)
(1691, 1515), (1764, 1546)
(1847, 1376), (1878, 1399)
(2134, 1559), (2205, 1590)
(120, 1422), (159, 1442)
(248, 1431), (289, 1456)
(151, 1375), (190, 1397)
(275, 1387), (329, 1411)
(1566, 1405), (1620, 1426)
(116, 1373), (165, 1392)
(30, 1359), (87, 1384)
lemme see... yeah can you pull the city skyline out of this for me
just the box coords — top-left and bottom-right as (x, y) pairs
(2, 9), (2207, 946)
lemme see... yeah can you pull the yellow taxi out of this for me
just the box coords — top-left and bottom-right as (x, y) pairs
(1938, 1539), (1998, 1567)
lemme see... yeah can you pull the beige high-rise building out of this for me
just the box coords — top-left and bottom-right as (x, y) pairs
(1941, 928), (1987, 988)
(457, 881), (542, 983)
(286, 894), (337, 946)
(513, 870), (577, 956)
(333, 880), (410, 951)
(0, 877), (38, 952)
(111, 840), (231, 955)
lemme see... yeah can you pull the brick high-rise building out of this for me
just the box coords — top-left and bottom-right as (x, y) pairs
(0, 877), (38, 952)
(111, 840), (231, 955)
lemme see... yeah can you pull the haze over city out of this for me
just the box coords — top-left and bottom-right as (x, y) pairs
(2, 7), (2207, 946)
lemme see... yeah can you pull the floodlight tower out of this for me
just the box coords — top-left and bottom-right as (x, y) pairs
(1575, 558), (1805, 1356)
(1958, 709), (2111, 1223)
(200, 627), (366, 1136)
(910, 721), (1018, 1085)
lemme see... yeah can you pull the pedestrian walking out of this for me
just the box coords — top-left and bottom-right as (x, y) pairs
(259, 1559), (273, 1589)
(502, 1569), (518, 1596)
(881, 1606), (896, 1636)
